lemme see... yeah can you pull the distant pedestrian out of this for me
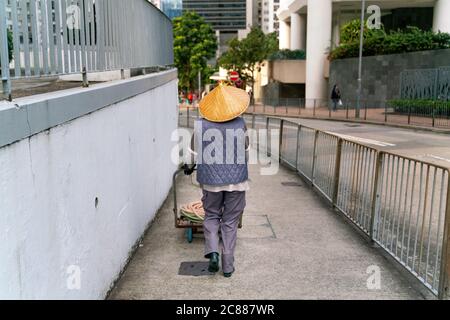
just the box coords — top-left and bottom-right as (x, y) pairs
(188, 92), (193, 105)
(331, 85), (341, 111)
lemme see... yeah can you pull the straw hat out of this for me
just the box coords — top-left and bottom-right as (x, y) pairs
(199, 84), (250, 123)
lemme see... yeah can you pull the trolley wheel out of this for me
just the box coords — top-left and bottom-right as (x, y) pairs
(186, 228), (193, 243)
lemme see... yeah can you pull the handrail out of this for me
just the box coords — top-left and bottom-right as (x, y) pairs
(0, 0), (173, 99)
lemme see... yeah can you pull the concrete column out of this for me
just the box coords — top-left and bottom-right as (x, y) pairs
(433, 0), (450, 33)
(290, 13), (306, 50)
(305, 0), (332, 107)
(279, 20), (291, 49)
(332, 9), (341, 48)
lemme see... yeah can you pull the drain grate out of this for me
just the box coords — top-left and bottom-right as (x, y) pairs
(178, 261), (214, 276)
(281, 181), (303, 187)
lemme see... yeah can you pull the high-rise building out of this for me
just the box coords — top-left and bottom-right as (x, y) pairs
(260, 0), (279, 35)
(183, 0), (249, 56)
(276, 0), (450, 105)
(160, 0), (182, 19)
(183, 0), (247, 30)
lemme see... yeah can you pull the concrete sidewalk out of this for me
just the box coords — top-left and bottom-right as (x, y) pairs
(109, 164), (424, 300)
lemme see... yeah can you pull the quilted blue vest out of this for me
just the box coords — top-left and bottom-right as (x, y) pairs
(195, 117), (248, 186)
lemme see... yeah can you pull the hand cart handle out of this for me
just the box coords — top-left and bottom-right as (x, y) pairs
(172, 164), (197, 227)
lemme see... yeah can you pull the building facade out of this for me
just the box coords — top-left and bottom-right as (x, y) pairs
(183, 0), (247, 52)
(276, 0), (450, 107)
(261, 0), (280, 35)
(160, 0), (183, 19)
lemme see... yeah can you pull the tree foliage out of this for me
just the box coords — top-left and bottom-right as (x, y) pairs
(330, 22), (450, 60)
(7, 30), (13, 62)
(173, 11), (217, 91)
(219, 27), (278, 93)
(0, 30), (14, 66)
(340, 19), (385, 44)
(268, 49), (306, 60)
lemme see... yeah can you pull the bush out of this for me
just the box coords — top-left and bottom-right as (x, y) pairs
(0, 30), (13, 67)
(268, 49), (306, 60)
(388, 99), (450, 117)
(340, 19), (385, 44)
(329, 26), (450, 60)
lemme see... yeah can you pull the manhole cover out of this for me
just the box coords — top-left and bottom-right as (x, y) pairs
(281, 181), (303, 187)
(344, 124), (362, 128)
(178, 261), (214, 276)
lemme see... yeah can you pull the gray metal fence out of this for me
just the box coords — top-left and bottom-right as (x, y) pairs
(249, 115), (450, 298)
(0, 0), (173, 97)
(401, 67), (450, 101)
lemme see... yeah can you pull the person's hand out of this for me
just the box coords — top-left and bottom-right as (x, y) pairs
(183, 164), (196, 176)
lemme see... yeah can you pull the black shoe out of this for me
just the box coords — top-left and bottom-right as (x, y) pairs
(208, 253), (219, 273)
(223, 268), (235, 278)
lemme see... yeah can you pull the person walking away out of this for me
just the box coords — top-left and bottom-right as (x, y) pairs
(331, 85), (341, 111)
(188, 84), (250, 278)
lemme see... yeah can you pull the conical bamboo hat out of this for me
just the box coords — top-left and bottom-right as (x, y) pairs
(199, 84), (250, 123)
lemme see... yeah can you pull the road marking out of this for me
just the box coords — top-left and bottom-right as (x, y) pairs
(426, 154), (450, 164)
(325, 132), (396, 147)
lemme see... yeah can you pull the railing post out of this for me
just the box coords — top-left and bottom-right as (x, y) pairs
(311, 130), (319, 186)
(295, 125), (301, 172)
(432, 103), (436, 128)
(385, 102), (388, 123)
(187, 106), (190, 128)
(346, 102), (349, 119)
(279, 119), (285, 163)
(364, 100), (368, 121)
(332, 139), (343, 207)
(369, 152), (383, 242)
(408, 103), (412, 125)
(266, 117), (270, 157)
(438, 173), (450, 299)
(313, 99), (316, 117)
(82, 67), (89, 88)
(0, 2), (11, 101)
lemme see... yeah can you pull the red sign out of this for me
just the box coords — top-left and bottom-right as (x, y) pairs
(229, 71), (239, 82)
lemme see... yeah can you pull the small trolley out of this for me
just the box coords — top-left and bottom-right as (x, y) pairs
(172, 166), (243, 243)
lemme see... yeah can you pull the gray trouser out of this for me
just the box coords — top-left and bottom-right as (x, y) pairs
(202, 190), (246, 273)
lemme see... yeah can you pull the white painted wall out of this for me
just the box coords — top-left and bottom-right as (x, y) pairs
(0, 79), (178, 299)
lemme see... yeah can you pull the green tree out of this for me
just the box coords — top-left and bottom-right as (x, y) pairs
(340, 19), (385, 44)
(173, 11), (217, 92)
(0, 30), (13, 66)
(219, 27), (278, 101)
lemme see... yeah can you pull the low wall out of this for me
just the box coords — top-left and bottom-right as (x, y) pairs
(329, 49), (450, 103)
(0, 69), (178, 299)
(271, 60), (306, 84)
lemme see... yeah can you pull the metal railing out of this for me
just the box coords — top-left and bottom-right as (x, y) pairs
(246, 98), (450, 130)
(0, 0), (173, 98)
(261, 116), (450, 298)
(178, 106), (450, 298)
